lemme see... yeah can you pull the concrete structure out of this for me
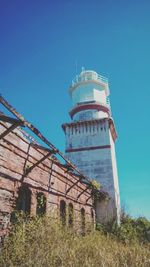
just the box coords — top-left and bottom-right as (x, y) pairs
(62, 70), (121, 223)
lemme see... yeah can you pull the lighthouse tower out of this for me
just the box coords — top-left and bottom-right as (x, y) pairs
(62, 70), (120, 224)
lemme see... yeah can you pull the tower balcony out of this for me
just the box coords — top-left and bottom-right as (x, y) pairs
(69, 70), (109, 96)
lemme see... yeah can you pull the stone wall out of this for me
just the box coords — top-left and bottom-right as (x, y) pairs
(0, 119), (94, 242)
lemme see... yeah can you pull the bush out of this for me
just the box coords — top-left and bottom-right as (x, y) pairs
(96, 214), (150, 245)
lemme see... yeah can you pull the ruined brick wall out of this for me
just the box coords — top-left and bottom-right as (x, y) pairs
(0, 120), (94, 242)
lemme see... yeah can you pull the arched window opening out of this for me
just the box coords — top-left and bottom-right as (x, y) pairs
(60, 200), (66, 225)
(36, 192), (46, 216)
(81, 208), (85, 234)
(68, 203), (73, 227)
(16, 186), (31, 214)
(91, 208), (94, 225)
(91, 209), (94, 219)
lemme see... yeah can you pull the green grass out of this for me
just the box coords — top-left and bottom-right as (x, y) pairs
(0, 215), (150, 267)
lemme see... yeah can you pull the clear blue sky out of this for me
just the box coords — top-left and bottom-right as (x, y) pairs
(0, 0), (150, 219)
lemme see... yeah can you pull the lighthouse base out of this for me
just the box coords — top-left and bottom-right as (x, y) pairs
(62, 118), (121, 225)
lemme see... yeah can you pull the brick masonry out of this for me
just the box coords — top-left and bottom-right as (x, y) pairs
(0, 120), (94, 242)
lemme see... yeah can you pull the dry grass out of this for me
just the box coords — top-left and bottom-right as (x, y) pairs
(0, 216), (150, 267)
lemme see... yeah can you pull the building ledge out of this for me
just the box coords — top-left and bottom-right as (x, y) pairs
(69, 102), (110, 119)
(62, 117), (117, 142)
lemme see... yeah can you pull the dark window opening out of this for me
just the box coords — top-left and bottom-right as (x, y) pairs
(60, 200), (66, 226)
(91, 209), (94, 219)
(81, 208), (85, 234)
(91, 208), (94, 224)
(77, 100), (96, 105)
(68, 203), (73, 227)
(36, 192), (46, 216)
(16, 186), (31, 214)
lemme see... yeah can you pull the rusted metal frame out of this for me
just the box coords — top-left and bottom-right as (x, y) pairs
(51, 168), (91, 196)
(21, 143), (32, 182)
(85, 195), (93, 204)
(48, 162), (90, 196)
(0, 114), (24, 124)
(85, 189), (108, 204)
(48, 161), (54, 191)
(0, 120), (24, 140)
(65, 172), (69, 194)
(1, 134), (52, 175)
(76, 184), (91, 200)
(66, 175), (84, 194)
(18, 127), (38, 145)
(48, 186), (88, 205)
(63, 164), (74, 173)
(30, 143), (52, 152)
(25, 150), (55, 175)
(0, 95), (91, 184)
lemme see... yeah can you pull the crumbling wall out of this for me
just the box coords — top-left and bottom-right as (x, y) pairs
(0, 120), (94, 241)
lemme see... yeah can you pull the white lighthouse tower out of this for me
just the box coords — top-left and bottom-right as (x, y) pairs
(62, 69), (120, 224)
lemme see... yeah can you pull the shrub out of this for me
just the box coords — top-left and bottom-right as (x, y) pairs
(96, 214), (150, 245)
(0, 215), (150, 267)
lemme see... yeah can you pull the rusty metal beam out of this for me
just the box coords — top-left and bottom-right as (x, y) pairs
(0, 121), (24, 140)
(76, 184), (91, 200)
(30, 143), (53, 153)
(0, 114), (25, 124)
(63, 164), (74, 173)
(0, 95), (92, 184)
(25, 150), (55, 175)
(66, 176), (84, 194)
(18, 127), (38, 145)
(85, 195), (92, 204)
(85, 189), (109, 204)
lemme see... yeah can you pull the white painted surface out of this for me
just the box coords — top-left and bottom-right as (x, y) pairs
(70, 70), (110, 121)
(94, 89), (106, 105)
(66, 121), (109, 149)
(63, 70), (120, 224)
(64, 120), (120, 223)
(72, 83), (108, 106)
(109, 131), (121, 223)
(70, 70), (109, 96)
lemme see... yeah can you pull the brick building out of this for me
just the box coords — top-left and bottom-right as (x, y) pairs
(0, 96), (106, 243)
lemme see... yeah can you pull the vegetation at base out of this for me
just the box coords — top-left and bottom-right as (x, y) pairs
(0, 214), (150, 267)
(96, 213), (150, 245)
